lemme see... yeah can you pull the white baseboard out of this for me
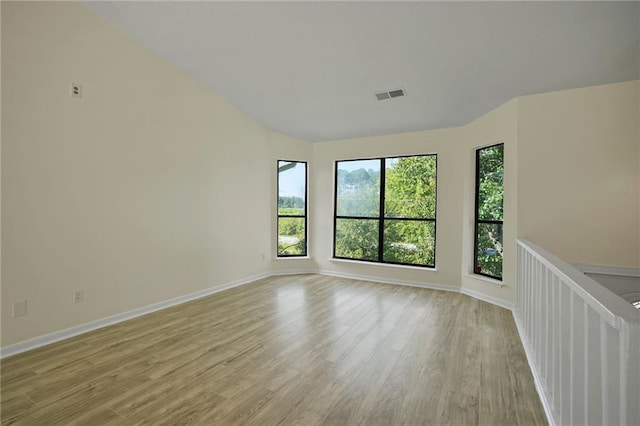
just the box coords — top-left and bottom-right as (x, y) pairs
(460, 287), (514, 311)
(316, 268), (459, 293)
(2, 268), (515, 359)
(270, 269), (316, 276)
(512, 311), (557, 426)
(0, 271), (270, 359)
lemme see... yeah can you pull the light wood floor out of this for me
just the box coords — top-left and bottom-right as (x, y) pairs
(1, 274), (546, 425)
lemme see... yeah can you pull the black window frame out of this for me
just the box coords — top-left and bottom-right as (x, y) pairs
(473, 143), (504, 281)
(333, 154), (437, 268)
(277, 160), (308, 258)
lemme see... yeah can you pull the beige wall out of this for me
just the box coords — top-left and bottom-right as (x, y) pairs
(312, 127), (465, 289)
(1, 2), (274, 346)
(637, 82), (640, 267)
(312, 81), (640, 305)
(518, 81), (639, 267)
(3, 2), (638, 349)
(310, 99), (519, 304)
(0, 0), (3, 338)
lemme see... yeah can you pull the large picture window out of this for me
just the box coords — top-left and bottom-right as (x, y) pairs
(277, 160), (307, 257)
(333, 155), (437, 267)
(473, 143), (504, 280)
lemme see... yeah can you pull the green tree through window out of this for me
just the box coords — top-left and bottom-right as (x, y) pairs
(473, 144), (504, 280)
(334, 155), (437, 267)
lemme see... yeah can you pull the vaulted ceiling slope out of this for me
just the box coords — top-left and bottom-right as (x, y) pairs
(85, 2), (639, 142)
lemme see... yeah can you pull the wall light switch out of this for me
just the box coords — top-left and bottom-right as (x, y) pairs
(13, 300), (27, 317)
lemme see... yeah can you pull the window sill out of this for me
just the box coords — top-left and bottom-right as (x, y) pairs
(275, 256), (311, 261)
(465, 274), (504, 287)
(329, 258), (437, 272)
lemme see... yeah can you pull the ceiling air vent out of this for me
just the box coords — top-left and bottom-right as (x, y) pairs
(375, 88), (406, 101)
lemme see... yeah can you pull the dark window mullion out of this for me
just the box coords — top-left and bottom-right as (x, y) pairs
(473, 143), (504, 280)
(473, 148), (481, 276)
(477, 219), (503, 225)
(333, 154), (437, 268)
(383, 217), (436, 222)
(277, 160), (307, 257)
(303, 161), (308, 257)
(335, 215), (379, 220)
(333, 161), (339, 258)
(378, 158), (385, 262)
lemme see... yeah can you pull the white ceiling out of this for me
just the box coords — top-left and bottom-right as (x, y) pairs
(85, 1), (639, 142)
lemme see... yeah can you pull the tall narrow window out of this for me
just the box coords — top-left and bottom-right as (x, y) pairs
(473, 143), (504, 280)
(334, 154), (437, 267)
(277, 160), (307, 257)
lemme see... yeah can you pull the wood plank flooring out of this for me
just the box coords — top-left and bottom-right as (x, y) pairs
(1, 274), (546, 425)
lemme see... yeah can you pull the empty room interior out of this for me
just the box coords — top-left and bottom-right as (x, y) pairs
(1, 1), (639, 425)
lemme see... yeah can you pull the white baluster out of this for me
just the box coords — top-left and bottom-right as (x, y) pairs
(619, 324), (627, 426)
(569, 288), (575, 425)
(600, 317), (608, 425)
(583, 303), (588, 424)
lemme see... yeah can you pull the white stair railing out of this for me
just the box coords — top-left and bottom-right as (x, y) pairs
(515, 239), (640, 426)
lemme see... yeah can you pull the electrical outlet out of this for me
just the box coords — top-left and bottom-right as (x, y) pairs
(73, 289), (83, 304)
(13, 300), (27, 317)
(71, 82), (82, 98)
